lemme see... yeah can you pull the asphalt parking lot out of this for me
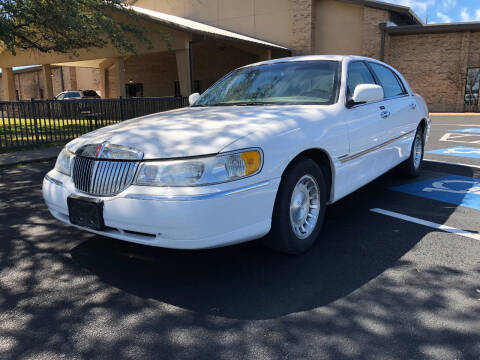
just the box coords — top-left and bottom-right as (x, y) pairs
(0, 115), (479, 360)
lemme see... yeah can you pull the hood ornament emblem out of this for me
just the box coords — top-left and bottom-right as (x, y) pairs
(95, 141), (109, 158)
(76, 142), (144, 160)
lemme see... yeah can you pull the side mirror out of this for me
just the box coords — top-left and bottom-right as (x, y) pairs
(189, 92), (200, 106)
(348, 84), (384, 107)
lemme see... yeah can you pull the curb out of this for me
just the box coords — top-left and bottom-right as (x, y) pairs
(0, 156), (57, 168)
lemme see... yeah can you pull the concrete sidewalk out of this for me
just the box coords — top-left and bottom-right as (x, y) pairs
(0, 146), (62, 167)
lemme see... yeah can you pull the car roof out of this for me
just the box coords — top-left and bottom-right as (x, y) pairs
(244, 55), (384, 68)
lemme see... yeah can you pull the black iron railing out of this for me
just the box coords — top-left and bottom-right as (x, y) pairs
(0, 97), (188, 151)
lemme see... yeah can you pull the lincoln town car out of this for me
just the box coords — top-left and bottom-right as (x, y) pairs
(43, 55), (430, 254)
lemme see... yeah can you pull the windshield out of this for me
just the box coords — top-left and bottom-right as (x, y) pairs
(193, 60), (340, 106)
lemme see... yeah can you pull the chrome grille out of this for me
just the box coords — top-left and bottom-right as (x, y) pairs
(72, 156), (139, 196)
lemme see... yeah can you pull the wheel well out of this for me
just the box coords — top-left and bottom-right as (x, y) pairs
(284, 149), (333, 202)
(418, 118), (426, 133)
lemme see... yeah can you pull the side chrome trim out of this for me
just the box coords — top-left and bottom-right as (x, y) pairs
(125, 180), (271, 202)
(44, 174), (63, 186)
(339, 130), (415, 163)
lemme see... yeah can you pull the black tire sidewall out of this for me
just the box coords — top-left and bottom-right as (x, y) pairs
(409, 129), (424, 176)
(266, 158), (327, 254)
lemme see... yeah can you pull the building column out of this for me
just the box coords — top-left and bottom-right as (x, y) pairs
(114, 57), (126, 98)
(100, 67), (109, 99)
(175, 44), (192, 96)
(1, 67), (15, 101)
(259, 48), (272, 61)
(292, 0), (314, 55)
(41, 64), (54, 99)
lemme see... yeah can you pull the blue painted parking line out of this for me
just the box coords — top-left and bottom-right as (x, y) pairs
(452, 128), (480, 134)
(426, 147), (480, 159)
(391, 175), (480, 211)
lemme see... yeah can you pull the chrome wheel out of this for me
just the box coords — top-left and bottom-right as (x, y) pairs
(289, 174), (320, 239)
(413, 133), (423, 169)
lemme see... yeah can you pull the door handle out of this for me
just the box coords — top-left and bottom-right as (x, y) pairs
(381, 110), (391, 119)
(409, 103), (417, 110)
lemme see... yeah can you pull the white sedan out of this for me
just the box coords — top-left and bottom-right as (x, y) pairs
(43, 55), (430, 254)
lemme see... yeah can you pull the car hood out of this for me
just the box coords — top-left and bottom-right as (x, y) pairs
(67, 106), (318, 159)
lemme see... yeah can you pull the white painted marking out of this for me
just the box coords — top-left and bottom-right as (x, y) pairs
(370, 208), (480, 241)
(439, 133), (480, 144)
(423, 159), (480, 169)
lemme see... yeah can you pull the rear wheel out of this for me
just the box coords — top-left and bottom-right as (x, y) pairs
(401, 127), (424, 177)
(263, 158), (327, 254)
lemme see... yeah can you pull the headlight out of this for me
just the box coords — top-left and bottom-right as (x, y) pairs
(135, 148), (262, 187)
(54, 148), (74, 176)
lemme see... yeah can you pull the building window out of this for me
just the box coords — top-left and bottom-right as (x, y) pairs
(465, 68), (480, 106)
(125, 83), (144, 98)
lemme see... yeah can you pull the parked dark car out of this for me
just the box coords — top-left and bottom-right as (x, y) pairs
(54, 90), (101, 119)
(55, 90), (100, 100)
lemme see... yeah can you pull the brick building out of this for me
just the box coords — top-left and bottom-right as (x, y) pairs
(0, 0), (479, 112)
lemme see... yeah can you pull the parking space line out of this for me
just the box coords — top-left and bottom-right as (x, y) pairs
(370, 208), (480, 241)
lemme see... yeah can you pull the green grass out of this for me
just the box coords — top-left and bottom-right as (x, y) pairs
(0, 117), (118, 150)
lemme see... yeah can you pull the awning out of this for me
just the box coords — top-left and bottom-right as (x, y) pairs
(130, 6), (290, 51)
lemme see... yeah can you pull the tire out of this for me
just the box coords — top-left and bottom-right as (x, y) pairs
(401, 127), (424, 177)
(263, 158), (327, 255)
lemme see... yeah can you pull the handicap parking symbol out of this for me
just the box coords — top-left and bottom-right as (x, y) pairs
(391, 175), (480, 211)
(426, 146), (480, 159)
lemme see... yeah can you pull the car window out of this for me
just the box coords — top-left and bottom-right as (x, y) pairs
(346, 61), (376, 97)
(369, 63), (406, 98)
(194, 60), (341, 106)
(56, 93), (65, 100)
(64, 91), (81, 99)
(82, 90), (99, 97)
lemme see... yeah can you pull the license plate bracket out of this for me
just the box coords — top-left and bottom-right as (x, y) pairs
(67, 195), (105, 231)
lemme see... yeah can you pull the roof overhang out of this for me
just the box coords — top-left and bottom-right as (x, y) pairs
(129, 6), (290, 51)
(338, 0), (423, 25)
(386, 21), (480, 35)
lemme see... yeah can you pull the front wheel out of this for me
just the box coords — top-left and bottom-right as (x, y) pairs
(263, 158), (327, 254)
(401, 128), (424, 177)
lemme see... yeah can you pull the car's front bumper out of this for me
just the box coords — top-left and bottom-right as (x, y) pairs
(42, 170), (280, 249)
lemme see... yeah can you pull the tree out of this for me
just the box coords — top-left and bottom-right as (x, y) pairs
(0, 0), (152, 55)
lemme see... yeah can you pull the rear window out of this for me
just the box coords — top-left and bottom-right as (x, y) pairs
(369, 63), (406, 98)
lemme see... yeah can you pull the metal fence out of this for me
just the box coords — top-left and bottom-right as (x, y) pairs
(0, 96), (189, 151)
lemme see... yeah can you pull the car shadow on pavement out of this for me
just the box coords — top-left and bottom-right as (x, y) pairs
(1, 161), (480, 359)
(69, 163), (478, 320)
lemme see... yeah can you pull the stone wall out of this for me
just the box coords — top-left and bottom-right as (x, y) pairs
(362, 7), (390, 59)
(385, 31), (479, 112)
(292, 0), (314, 54)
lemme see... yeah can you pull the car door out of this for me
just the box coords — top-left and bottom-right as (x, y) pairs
(341, 60), (393, 190)
(367, 62), (415, 160)
(344, 61), (391, 161)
